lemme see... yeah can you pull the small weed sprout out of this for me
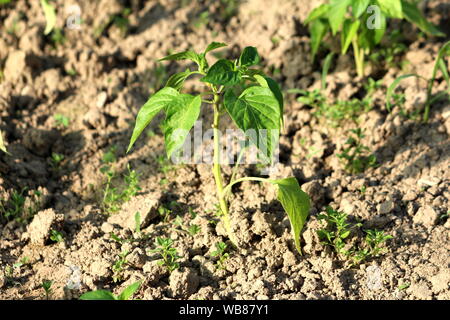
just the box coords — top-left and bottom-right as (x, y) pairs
(112, 250), (129, 283)
(318, 207), (392, 266)
(41, 280), (53, 300)
(0, 189), (42, 224)
(80, 280), (142, 300)
(187, 224), (201, 236)
(101, 147), (141, 214)
(148, 238), (181, 272)
(317, 207), (356, 257)
(53, 114), (70, 128)
(211, 242), (229, 270)
(49, 230), (64, 243)
(337, 128), (377, 174)
(50, 152), (64, 169)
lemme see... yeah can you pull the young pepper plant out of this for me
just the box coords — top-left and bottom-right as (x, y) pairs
(306, 0), (444, 77)
(127, 43), (311, 253)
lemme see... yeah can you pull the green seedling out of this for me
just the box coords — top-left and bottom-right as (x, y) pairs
(112, 250), (129, 283)
(187, 224), (201, 236)
(53, 114), (70, 128)
(101, 147), (141, 213)
(49, 229), (64, 243)
(398, 282), (410, 291)
(127, 43), (311, 254)
(337, 128), (377, 174)
(158, 206), (172, 223)
(318, 207), (391, 266)
(306, 0), (444, 77)
(364, 229), (393, 256)
(211, 241), (230, 270)
(41, 280), (53, 300)
(171, 214), (201, 236)
(80, 280), (142, 300)
(386, 41), (450, 122)
(0, 189), (41, 223)
(148, 238), (181, 272)
(317, 206), (356, 257)
(50, 152), (64, 168)
(40, 0), (56, 35)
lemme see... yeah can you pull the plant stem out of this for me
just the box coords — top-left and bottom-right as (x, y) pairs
(222, 176), (270, 197)
(352, 38), (365, 78)
(212, 93), (235, 245)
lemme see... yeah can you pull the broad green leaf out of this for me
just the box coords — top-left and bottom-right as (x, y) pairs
(201, 59), (241, 86)
(127, 87), (178, 152)
(401, 0), (445, 37)
(309, 18), (329, 60)
(117, 281), (142, 300)
(376, 0), (402, 19)
(386, 74), (423, 111)
(351, 0), (370, 18)
(79, 290), (116, 300)
(0, 130), (8, 154)
(271, 177), (310, 254)
(162, 94), (201, 158)
(204, 42), (227, 54)
(224, 86), (280, 161)
(40, 0), (56, 35)
(253, 75), (284, 124)
(341, 19), (360, 54)
(160, 50), (207, 71)
(327, 0), (352, 35)
(165, 69), (193, 91)
(239, 46), (260, 67)
(305, 4), (330, 24)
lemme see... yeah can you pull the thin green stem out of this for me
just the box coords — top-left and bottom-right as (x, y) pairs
(211, 89), (235, 245)
(223, 177), (270, 197)
(226, 146), (248, 199)
(352, 38), (365, 78)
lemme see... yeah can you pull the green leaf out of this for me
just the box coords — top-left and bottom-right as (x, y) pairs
(386, 74), (423, 112)
(376, 0), (403, 19)
(341, 19), (360, 54)
(253, 75), (284, 122)
(351, 0), (370, 18)
(79, 290), (117, 300)
(309, 18), (329, 60)
(162, 94), (201, 158)
(127, 87), (179, 152)
(373, 12), (387, 44)
(327, 0), (351, 35)
(224, 86), (280, 161)
(271, 177), (311, 254)
(117, 281), (142, 300)
(305, 4), (330, 24)
(165, 69), (193, 91)
(239, 46), (260, 67)
(0, 130), (8, 154)
(159, 50), (207, 71)
(201, 59), (241, 86)
(401, 0), (445, 37)
(321, 52), (335, 91)
(204, 42), (227, 54)
(40, 0), (56, 35)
